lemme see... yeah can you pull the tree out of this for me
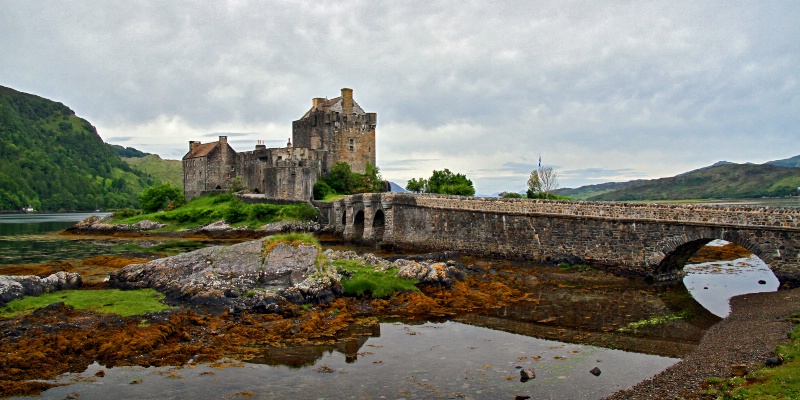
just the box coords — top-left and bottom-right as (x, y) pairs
(227, 175), (246, 193)
(139, 182), (185, 213)
(406, 169), (475, 196)
(405, 178), (427, 193)
(527, 166), (559, 199)
(499, 191), (523, 199)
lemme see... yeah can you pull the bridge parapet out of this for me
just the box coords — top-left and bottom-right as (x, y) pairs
(390, 194), (800, 229)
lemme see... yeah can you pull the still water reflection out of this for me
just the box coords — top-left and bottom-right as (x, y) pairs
(24, 321), (679, 400)
(0, 214), (781, 399)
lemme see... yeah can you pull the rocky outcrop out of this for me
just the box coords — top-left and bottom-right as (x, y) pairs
(323, 249), (466, 287)
(65, 215), (165, 234)
(109, 238), (343, 312)
(0, 272), (82, 306)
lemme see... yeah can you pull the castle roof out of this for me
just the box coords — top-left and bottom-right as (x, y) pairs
(300, 96), (365, 119)
(183, 141), (218, 159)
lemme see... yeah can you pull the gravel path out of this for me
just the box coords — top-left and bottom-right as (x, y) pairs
(606, 288), (800, 399)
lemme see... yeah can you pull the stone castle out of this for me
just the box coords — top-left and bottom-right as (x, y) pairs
(183, 88), (377, 200)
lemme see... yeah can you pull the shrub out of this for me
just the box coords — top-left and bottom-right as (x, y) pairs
(139, 182), (185, 213)
(313, 181), (335, 200)
(249, 203), (280, 221)
(223, 200), (247, 224)
(112, 208), (140, 219)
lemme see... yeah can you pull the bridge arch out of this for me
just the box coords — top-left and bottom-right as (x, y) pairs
(654, 231), (770, 274)
(371, 209), (386, 241)
(353, 210), (365, 239)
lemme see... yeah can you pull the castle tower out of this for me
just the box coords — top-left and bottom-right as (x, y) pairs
(291, 88), (376, 175)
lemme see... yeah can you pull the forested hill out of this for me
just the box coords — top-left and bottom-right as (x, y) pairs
(0, 85), (154, 211)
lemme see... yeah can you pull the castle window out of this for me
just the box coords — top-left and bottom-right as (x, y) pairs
(349, 138), (354, 152)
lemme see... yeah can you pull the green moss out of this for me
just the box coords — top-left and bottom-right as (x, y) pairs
(558, 262), (594, 272)
(0, 289), (170, 318)
(617, 310), (693, 333)
(333, 259), (419, 298)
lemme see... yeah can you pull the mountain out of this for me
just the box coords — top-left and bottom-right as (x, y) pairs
(110, 144), (150, 158)
(768, 155), (800, 168)
(0, 85), (154, 211)
(587, 162), (800, 201)
(123, 154), (183, 188)
(388, 181), (408, 192)
(553, 180), (642, 200)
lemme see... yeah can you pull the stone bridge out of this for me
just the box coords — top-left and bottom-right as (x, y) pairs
(322, 193), (800, 284)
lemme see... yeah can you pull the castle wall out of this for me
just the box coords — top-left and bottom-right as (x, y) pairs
(183, 140), (238, 200)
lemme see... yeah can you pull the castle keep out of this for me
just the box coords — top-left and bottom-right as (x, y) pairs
(183, 88), (377, 200)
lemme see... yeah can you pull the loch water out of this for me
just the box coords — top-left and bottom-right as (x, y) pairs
(0, 213), (781, 399)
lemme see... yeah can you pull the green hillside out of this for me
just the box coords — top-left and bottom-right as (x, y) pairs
(0, 85), (154, 211)
(588, 163), (800, 201)
(769, 155), (800, 168)
(123, 154), (183, 188)
(553, 180), (641, 200)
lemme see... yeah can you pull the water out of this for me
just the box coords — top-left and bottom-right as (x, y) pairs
(683, 240), (780, 317)
(0, 214), (777, 398)
(20, 321), (678, 400)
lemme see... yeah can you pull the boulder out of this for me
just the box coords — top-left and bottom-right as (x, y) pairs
(133, 220), (166, 230)
(520, 368), (536, 381)
(0, 272), (82, 306)
(394, 260), (465, 287)
(589, 367), (602, 376)
(109, 238), (340, 311)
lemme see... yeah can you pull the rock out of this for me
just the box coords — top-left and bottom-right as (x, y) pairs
(766, 357), (783, 367)
(590, 366), (601, 376)
(133, 220), (166, 230)
(758, 280), (767, 285)
(109, 238), (339, 311)
(520, 368), (536, 381)
(730, 364), (748, 377)
(0, 272), (82, 306)
(515, 396), (531, 400)
(395, 261), (465, 287)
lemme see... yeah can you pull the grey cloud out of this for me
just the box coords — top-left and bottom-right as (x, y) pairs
(2, 1), (798, 193)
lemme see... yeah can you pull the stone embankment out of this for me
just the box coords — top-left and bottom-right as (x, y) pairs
(0, 272), (82, 306)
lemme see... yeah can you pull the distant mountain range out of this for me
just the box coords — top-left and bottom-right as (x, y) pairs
(555, 156), (800, 201)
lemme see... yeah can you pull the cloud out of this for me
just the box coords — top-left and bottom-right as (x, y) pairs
(1, 1), (798, 194)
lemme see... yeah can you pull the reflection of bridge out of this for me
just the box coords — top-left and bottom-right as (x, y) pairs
(319, 193), (800, 284)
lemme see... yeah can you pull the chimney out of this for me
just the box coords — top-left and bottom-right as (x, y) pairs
(287, 138), (292, 148)
(219, 136), (227, 146)
(312, 97), (326, 108)
(341, 88), (353, 115)
(190, 141), (200, 151)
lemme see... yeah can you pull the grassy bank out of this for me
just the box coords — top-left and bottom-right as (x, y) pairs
(704, 313), (800, 398)
(112, 193), (318, 231)
(1, 288), (169, 318)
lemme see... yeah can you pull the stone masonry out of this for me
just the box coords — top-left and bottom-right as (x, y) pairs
(183, 88), (376, 201)
(330, 193), (800, 285)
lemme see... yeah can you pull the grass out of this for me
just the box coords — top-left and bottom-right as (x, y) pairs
(703, 313), (800, 398)
(333, 259), (419, 298)
(0, 289), (170, 318)
(112, 192), (318, 230)
(558, 262), (594, 272)
(617, 310), (693, 333)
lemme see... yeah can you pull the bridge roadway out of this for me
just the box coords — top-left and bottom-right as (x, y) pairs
(319, 193), (800, 284)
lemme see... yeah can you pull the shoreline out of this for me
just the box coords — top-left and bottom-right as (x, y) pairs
(607, 287), (800, 398)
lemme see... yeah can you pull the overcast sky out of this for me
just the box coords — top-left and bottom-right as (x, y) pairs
(2, 1), (798, 194)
